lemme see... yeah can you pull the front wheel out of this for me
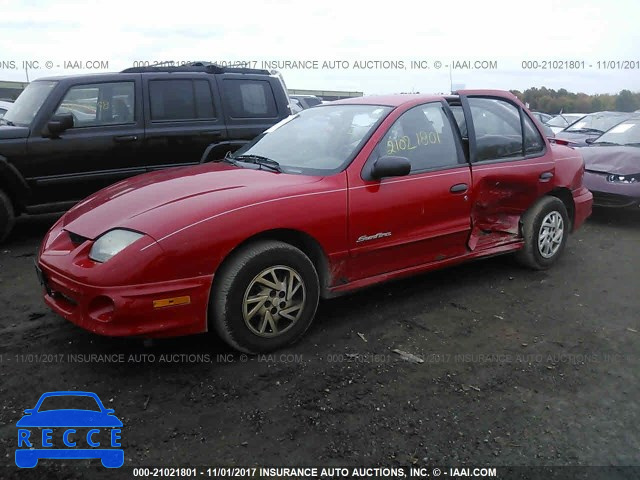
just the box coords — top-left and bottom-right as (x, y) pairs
(515, 196), (569, 270)
(211, 240), (320, 353)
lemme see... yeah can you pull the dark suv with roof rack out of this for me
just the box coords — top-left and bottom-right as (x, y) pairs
(0, 64), (292, 242)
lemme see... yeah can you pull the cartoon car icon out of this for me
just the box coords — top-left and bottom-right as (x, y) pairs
(15, 391), (123, 468)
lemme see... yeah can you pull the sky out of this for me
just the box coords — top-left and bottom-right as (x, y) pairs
(1, 0), (639, 95)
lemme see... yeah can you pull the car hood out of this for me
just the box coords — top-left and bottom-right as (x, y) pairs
(16, 410), (123, 427)
(0, 125), (29, 139)
(62, 163), (324, 240)
(581, 146), (640, 175)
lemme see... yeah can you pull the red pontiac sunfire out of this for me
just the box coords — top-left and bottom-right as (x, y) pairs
(37, 90), (593, 353)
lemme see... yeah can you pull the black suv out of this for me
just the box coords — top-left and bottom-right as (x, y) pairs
(0, 64), (292, 241)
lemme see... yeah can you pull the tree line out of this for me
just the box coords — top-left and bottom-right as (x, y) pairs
(510, 87), (640, 114)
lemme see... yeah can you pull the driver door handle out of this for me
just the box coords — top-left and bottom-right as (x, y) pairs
(539, 172), (554, 182)
(113, 135), (138, 143)
(450, 183), (469, 193)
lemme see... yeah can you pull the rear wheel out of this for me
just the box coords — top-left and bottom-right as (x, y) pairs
(515, 196), (569, 270)
(0, 189), (15, 243)
(211, 240), (320, 353)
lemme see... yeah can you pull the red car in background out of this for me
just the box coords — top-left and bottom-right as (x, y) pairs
(37, 90), (592, 353)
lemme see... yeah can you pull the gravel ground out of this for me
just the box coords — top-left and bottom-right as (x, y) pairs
(0, 209), (638, 479)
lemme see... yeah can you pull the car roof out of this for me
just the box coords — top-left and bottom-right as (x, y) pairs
(331, 94), (445, 107)
(331, 90), (521, 108)
(38, 390), (100, 399)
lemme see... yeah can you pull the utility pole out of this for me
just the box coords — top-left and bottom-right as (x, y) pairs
(25, 64), (30, 82)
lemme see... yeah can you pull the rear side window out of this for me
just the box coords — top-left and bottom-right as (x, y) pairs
(55, 82), (135, 127)
(468, 97), (523, 161)
(523, 114), (545, 154)
(224, 79), (278, 118)
(149, 79), (216, 121)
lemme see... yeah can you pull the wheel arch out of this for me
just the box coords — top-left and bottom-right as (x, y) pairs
(0, 155), (30, 213)
(548, 187), (575, 230)
(215, 228), (333, 299)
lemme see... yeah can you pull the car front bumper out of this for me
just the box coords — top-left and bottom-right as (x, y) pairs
(36, 260), (212, 338)
(584, 171), (640, 208)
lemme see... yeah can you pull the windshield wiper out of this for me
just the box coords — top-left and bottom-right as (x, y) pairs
(591, 141), (620, 146)
(623, 142), (640, 147)
(233, 154), (282, 173)
(0, 118), (15, 126)
(569, 128), (604, 134)
(213, 150), (241, 167)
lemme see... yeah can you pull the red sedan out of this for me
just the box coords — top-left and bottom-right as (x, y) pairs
(37, 90), (593, 353)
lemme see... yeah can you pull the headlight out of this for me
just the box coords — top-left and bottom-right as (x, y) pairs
(89, 229), (144, 263)
(607, 174), (639, 184)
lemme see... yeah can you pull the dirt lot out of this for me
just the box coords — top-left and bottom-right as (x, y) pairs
(1, 209), (639, 479)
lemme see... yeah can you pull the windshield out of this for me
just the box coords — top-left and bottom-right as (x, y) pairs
(2, 81), (57, 127)
(37, 395), (102, 412)
(566, 112), (631, 133)
(593, 118), (640, 146)
(231, 104), (392, 174)
(547, 114), (584, 127)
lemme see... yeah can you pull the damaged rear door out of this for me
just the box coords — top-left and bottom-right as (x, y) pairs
(456, 93), (555, 250)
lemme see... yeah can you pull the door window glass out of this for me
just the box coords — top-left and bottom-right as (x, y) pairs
(468, 97), (523, 161)
(374, 103), (460, 172)
(55, 82), (135, 127)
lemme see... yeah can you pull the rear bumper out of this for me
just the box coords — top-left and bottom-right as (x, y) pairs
(571, 186), (593, 231)
(37, 261), (212, 338)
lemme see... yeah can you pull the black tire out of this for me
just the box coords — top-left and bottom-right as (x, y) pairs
(515, 196), (569, 270)
(211, 240), (320, 353)
(0, 189), (15, 244)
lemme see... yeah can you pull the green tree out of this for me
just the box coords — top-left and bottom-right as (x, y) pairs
(615, 90), (639, 112)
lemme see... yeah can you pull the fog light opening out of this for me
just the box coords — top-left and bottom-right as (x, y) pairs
(88, 296), (115, 322)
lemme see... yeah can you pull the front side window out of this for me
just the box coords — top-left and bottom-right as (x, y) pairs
(468, 97), (523, 161)
(231, 104), (391, 174)
(372, 103), (460, 172)
(224, 79), (278, 118)
(55, 82), (135, 127)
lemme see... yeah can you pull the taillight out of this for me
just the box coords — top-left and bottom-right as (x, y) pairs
(550, 138), (572, 146)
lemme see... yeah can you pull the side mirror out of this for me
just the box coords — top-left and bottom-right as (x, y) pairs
(105, 409), (115, 414)
(585, 137), (595, 144)
(23, 409), (34, 415)
(46, 113), (74, 137)
(371, 156), (411, 180)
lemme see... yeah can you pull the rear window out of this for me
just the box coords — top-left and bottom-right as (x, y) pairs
(223, 79), (278, 118)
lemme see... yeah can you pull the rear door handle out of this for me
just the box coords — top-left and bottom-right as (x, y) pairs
(539, 172), (554, 181)
(450, 183), (469, 193)
(113, 135), (138, 143)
